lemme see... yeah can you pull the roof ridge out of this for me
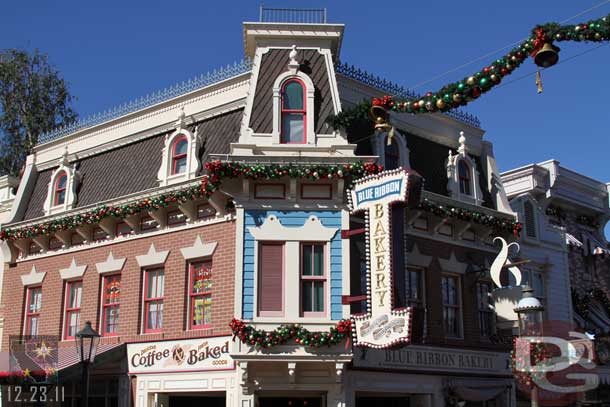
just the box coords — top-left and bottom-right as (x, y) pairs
(37, 58), (253, 146)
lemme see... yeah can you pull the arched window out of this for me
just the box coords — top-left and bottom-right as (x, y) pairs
(385, 138), (400, 170)
(54, 172), (67, 206)
(280, 79), (306, 144)
(458, 161), (471, 195)
(171, 136), (188, 175)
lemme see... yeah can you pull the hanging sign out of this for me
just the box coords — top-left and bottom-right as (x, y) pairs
(489, 236), (523, 289)
(347, 168), (422, 348)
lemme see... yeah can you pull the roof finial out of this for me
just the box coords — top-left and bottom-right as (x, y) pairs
(458, 131), (467, 155)
(288, 45), (299, 73)
(176, 106), (186, 129)
(60, 146), (70, 166)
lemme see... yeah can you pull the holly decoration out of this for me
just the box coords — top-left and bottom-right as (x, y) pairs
(510, 337), (552, 388)
(230, 318), (352, 349)
(328, 13), (610, 129)
(0, 161), (383, 241)
(418, 198), (522, 236)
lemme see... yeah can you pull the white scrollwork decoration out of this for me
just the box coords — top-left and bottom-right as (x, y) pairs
(490, 236), (522, 289)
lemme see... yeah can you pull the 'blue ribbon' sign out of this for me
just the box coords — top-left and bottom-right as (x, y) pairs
(354, 179), (403, 207)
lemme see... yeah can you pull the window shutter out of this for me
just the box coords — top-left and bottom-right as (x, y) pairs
(259, 243), (284, 313)
(524, 201), (537, 238)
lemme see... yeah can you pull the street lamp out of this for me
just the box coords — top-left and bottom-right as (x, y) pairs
(514, 285), (545, 407)
(76, 321), (100, 407)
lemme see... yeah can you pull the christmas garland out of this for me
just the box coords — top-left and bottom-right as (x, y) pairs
(510, 337), (552, 389)
(546, 206), (600, 228)
(230, 318), (352, 348)
(328, 13), (610, 129)
(418, 198), (522, 236)
(0, 161), (382, 241)
(571, 288), (610, 321)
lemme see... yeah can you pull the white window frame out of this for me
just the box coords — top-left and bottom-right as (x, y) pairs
(44, 151), (80, 216)
(272, 70), (315, 146)
(158, 110), (200, 186)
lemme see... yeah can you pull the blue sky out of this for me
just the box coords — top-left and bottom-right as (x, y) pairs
(2, 1), (610, 191)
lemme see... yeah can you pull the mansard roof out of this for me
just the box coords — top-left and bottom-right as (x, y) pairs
(247, 48), (335, 135)
(18, 108), (244, 223)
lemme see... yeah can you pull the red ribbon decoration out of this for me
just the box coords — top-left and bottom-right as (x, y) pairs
(530, 27), (547, 57)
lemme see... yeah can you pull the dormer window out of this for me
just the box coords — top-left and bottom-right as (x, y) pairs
(281, 79), (306, 144)
(158, 108), (201, 187)
(171, 136), (188, 175)
(54, 172), (68, 206)
(458, 161), (471, 195)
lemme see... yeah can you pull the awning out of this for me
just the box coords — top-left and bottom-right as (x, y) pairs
(445, 378), (513, 402)
(57, 342), (123, 370)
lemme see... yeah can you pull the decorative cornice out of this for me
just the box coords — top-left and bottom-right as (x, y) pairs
(407, 243), (433, 268)
(136, 244), (170, 268)
(180, 235), (218, 261)
(95, 251), (127, 275)
(21, 266), (46, 286)
(248, 215), (338, 241)
(59, 258), (87, 280)
(438, 251), (468, 274)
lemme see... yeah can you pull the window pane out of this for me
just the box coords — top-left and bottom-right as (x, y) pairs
(105, 305), (119, 334)
(56, 190), (66, 205)
(314, 281), (324, 312)
(57, 175), (67, 189)
(173, 157), (187, 174)
(157, 271), (164, 297)
(105, 276), (121, 305)
(193, 294), (212, 326)
(313, 245), (324, 276)
(174, 138), (188, 155)
(532, 272), (544, 298)
(69, 311), (80, 337)
(192, 264), (212, 293)
(29, 289), (42, 312)
(70, 282), (82, 308)
(28, 317), (39, 336)
(302, 246), (312, 276)
(282, 113), (304, 143)
(283, 81), (303, 110)
(148, 301), (163, 330)
(302, 282), (313, 312)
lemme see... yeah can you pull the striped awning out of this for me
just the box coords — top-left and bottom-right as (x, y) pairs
(57, 342), (123, 370)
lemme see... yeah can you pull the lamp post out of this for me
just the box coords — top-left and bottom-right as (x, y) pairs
(514, 285), (545, 407)
(76, 321), (100, 407)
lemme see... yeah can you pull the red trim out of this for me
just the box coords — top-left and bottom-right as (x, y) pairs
(63, 280), (82, 340)
(128, 363), (236, 375)
(341, 294), (367, 305)
(254, 183), (286, 199)
(341, 228), (366, 238)
(171, 135), (188, 175)
(280, 78), (307, 144)
(257, 242), (285, 317)
(300, 183), (332, 200)
(53, 172), (67, 206)
(143, 269), (164, 333)
(24, 286), (42, 336)
(102, 274), (121, 337)
(300, 242), (326, 317)
(189, 261), (213, 330)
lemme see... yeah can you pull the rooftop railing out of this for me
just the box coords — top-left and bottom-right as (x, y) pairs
(259, 6), (327, 24)
(37, 58), (253, 145)
(336, 61), (482, 129)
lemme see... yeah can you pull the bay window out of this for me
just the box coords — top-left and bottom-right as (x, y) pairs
(301, 243), (326, 316)
(25, 287), (42, 336)
(63, 280), (82, 339)
(102, 274), (121, 336)
(143, 269), (164, 333)
(189, 262), (213, 329)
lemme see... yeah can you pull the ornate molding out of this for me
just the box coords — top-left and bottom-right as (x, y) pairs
(407, 243), (433, 268)
(438, 251), (468, 274)
(180, 235), (218, 261)
(136, 243), (170, 268)
(59, 258), (87, 280)
(95, 251), (126, 275)
(248, 215), (338, 241)
(21, 266), (46, 286)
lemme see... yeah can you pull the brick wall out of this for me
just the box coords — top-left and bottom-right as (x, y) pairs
(1, 220), (235, 350)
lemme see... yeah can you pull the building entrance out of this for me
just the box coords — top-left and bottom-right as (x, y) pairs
(258, 397), (324, 407)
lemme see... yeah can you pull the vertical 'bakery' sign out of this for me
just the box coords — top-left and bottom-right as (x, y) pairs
(348, 168), (422, 348)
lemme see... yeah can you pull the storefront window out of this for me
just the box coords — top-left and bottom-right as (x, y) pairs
(64, 280), (82, 339)
(442, 275), (461, 337)
(477, 281), (494, 338)
(25, 286), (42, 336)
(102, 274), (121, 336)
(301, 243), (325, 316)
(144, 269), (164, 332)
(190, 262), (213, 329)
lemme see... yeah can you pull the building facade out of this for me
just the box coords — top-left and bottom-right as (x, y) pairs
(0, 12), (525, 407)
